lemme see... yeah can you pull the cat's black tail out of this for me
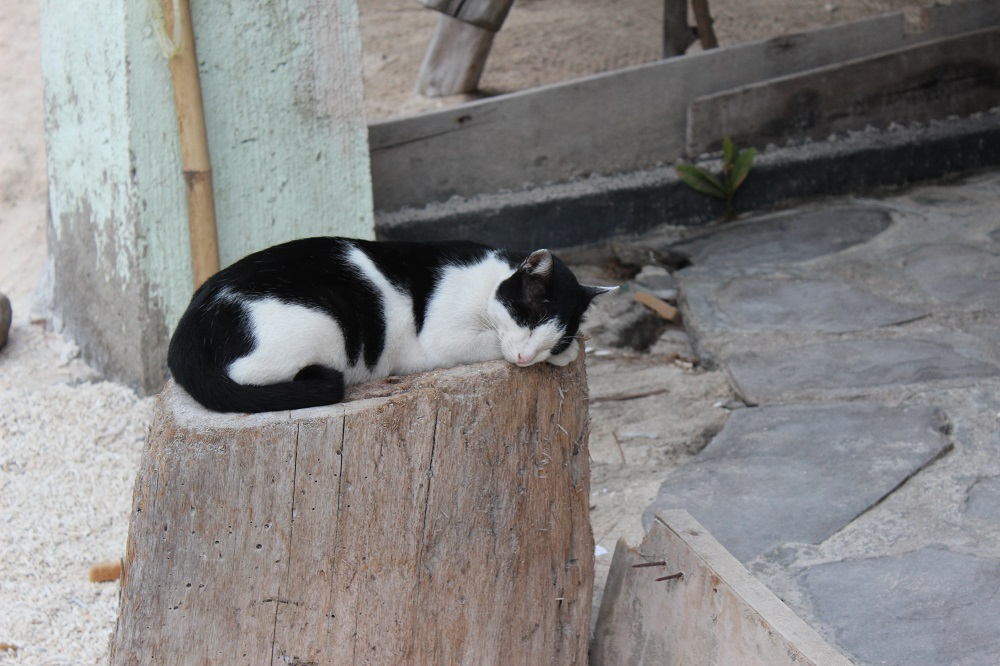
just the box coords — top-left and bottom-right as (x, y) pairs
(168, 320), (345, 414)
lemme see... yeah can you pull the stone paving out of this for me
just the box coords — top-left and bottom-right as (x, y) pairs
(641, 172), (1000, 665)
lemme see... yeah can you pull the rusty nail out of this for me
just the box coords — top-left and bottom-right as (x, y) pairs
(655, 572), (684, 582)
(631, 560), (667, 568)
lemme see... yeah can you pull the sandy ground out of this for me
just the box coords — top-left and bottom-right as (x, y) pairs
(0, 0), (951, 662)
(358, 0), (952, 120)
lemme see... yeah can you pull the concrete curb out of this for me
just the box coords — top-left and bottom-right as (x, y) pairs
(375, 111), (1000, 250)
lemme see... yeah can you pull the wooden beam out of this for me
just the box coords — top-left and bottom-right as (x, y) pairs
(109, 354), (594, 663)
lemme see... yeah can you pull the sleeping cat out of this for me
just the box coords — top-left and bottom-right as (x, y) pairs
(167, 237), (613, 413)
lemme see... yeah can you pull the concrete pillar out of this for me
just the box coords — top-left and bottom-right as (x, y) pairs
(39, 0), (374, 394)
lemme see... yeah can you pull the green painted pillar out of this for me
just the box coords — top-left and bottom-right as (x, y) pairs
(40, 0), (374, 393)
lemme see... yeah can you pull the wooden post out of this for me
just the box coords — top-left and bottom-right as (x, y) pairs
(663, 0), (695, 57)
(414, 0), (515, 97)
(110, 354), (594, 663)
(691, 0), (720, 51)
(663, 0), (718, 57)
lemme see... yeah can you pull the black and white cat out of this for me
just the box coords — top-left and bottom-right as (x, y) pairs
(167, 237), (613, 413)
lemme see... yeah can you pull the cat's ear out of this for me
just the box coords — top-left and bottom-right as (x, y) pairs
(521, 250), (553, 278)
(584, 285), (618, 300)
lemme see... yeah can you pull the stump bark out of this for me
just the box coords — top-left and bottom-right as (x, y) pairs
(110, 353), (593, 665)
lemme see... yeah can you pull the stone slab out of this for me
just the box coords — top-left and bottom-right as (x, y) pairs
(679, 272), (929, 334)
(671, 206), (892, 268)
(799, 547), (1000, 666)
(643, 402), (952, 562)
(965, 475), (1000, 524)
(900, 243), (1000, 311)
(726, 337), (1000, 404)
(949, 313), (1000, 348)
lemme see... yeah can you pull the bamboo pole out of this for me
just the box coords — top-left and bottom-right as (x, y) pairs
(162, 0), (219, 288)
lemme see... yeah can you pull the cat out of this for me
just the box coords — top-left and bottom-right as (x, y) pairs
(167, 237), (614, 413)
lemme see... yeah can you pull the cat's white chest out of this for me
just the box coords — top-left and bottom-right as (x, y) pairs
(411, 258), (512, 369)
(349, 248), (508, 376)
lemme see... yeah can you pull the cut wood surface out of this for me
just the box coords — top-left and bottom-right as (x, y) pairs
(591, 510), (852, 666)
(109, 354), (593, 664)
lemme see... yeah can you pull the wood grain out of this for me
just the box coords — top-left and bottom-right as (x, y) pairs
(110, 353), (593, 664)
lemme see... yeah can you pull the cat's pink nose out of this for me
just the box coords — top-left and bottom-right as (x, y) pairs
(517, 353), (532, 365)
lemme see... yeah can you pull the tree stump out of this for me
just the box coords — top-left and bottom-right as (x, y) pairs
(109, 353), (593, 664)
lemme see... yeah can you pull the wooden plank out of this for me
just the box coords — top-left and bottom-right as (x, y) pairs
(417, 0), (514, 32)
(591, 510), (853, 666)
(687, 26), (1000, 155)
(370, 0), (1000, 212)
(110, 353), (593, 663)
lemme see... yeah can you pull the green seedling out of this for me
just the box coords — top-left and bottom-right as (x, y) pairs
(676, 137), (756, 219)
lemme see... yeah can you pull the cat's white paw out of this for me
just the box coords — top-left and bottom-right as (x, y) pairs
(546, 339), (579, 367)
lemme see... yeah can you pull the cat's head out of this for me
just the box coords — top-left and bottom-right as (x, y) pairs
(489, 249), (615, 367)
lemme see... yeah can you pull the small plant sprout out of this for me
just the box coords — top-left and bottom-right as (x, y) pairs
(676, 137), (756, 219)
